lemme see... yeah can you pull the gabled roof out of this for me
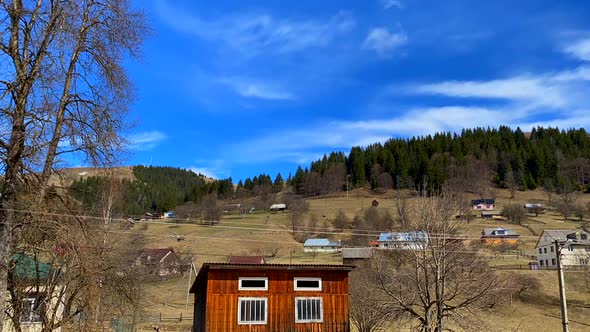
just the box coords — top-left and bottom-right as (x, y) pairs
(303, 238), (342, 247)
(524, 203), (543, 208)
(535, 229), (590, 248)
(189, 263), (355, 293)
(472, 199), (495, 205)
(482, 228), (519, 237)
(378, 231), (428, 242)
(140, 248), (175, 262)
(227, 256), (265, 264)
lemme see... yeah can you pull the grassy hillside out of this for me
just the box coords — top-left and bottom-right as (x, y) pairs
(136, 188), (590, 331)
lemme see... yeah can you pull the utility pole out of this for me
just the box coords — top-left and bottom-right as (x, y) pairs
(555, 240), (569, 332)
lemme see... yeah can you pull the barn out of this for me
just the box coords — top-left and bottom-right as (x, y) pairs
(189, 263), (354, 332)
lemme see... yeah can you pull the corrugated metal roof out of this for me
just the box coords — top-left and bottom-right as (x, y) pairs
(482, 228), (519, 236)
(341, 247), (373, 259)
(304, 238), (330, 246)
(227, 256), (265, 264)
(378, 231), (428, 242)
(472, 199), (495, 205)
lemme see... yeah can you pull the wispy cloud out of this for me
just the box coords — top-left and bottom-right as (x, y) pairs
(381, 0), (403, 9)
(363, 27), (407, 57)
(155, 0), (355, 56)
(563, 38), (590, 61)
(217, 77), (295, 100)
(129, 131), (167, 151)
(405, 66), (590, 108)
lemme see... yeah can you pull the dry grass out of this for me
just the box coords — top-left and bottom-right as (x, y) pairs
(139, 188), (590, 331)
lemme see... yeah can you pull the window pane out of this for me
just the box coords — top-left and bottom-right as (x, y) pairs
(260, 300), (266, 321)
(241, 280), (266, 288)
(297, 280), (320, 289)
(240, 301), (245, 321)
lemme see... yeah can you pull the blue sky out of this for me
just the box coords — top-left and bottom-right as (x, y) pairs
(124, 0), (590, 181)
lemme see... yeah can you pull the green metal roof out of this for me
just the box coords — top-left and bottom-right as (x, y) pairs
(11, 253), (52, 280)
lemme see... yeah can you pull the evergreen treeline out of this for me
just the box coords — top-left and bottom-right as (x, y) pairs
(287, 127), (590, 195)
(70, 166), (233, 214)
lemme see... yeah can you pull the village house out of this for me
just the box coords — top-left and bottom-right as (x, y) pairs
(3, 254), (64, 332)
(228, 256), (266, 264)
(481, 227), (519, 245)
(524, 203), (544, 214)
(341, 248), (373, 266)
(480, 210), (503, 220)
(377, 231), (429, 250)
(472, 199), (496, 210)
(303, 239), (342, 253)
(535, 230), (590, 268)
(137, 248), (183, 278)
(269, 203), (287, 212)
(189, 263), (354, 332)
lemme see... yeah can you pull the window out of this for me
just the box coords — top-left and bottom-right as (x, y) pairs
(295, 297), (323, 323)
(550, 246), (554, 253)
(568, 246), (574, 252)
(20, 297), (43, 323)
(543, 248), (547, 254)
(546, 260), (549, 266)
(294, 277), (322, 291)
(579, 259), (589, 265)
(239, 277), (268, 291)
(552, 258), (556, 265)
(538, 248), (542, 254)
(582, 234), (588, 240)
(238, 298), (267, 325)
(540, 260), (544, 266)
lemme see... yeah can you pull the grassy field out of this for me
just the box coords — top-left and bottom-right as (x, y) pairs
(138, 188), (590, 331)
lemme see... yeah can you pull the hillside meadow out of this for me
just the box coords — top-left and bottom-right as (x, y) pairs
(137, 188), (590, 331)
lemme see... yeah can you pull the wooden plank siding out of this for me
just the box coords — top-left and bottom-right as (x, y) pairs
(193, 266), (351, 332)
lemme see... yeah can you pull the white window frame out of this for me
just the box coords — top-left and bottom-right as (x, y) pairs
(295, 297), (323, 323)
(238, 277), (268, 291)
(20, 297), (41, 323)
(294, 277), (322, 291)
(237, 297), (268, 325)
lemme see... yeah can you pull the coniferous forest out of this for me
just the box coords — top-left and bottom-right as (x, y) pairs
(70, 126), (590, 215)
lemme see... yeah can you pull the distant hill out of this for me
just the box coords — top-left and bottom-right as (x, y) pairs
(66, 165), (228, 215)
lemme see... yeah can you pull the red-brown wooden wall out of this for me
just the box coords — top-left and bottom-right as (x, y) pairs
(201, 268), (350, 332)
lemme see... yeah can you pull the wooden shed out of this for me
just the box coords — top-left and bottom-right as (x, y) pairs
(189, 263), (354, 332)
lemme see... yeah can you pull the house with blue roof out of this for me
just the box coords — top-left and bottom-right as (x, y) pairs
(303, 238), (343, 253)
(377, 231), (429, 250)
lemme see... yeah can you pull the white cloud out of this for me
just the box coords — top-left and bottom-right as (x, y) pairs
(129, 131), (167, 151)
(406, 66), (590, 108)
(188, 167), (218, 179)
(381, 0), (403, 9)
(218, 77), (295, 100)
(363, 27), (407, 56)
(155, 1), (355, 56)
(563, 38), (590, 61)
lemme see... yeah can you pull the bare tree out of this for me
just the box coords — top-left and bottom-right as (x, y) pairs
(201, 194), (223, 225)
(333, 209), (350, 230)
(503, 205), (527, 225)
(350, 265), (391, 332)
(395, 195), (411, 229)
(365, 193), (507, 331)
(0, 1), (147, 329)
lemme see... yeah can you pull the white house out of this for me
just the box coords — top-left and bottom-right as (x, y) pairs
(535, 230), (590, 268)
(303, 238), (342, 253)
(377, 231), (429, 250)
(269, 203), (287, 212)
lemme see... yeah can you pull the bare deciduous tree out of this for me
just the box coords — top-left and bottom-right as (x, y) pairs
(0, 1), (147, 328)
(350, 264), (391, 332)
(363, 193), (507, 331)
